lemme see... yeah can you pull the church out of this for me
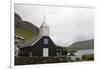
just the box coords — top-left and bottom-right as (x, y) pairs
(19, 16), (63, 57)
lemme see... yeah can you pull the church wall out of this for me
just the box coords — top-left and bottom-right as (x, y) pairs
(32, 36), (57, 57)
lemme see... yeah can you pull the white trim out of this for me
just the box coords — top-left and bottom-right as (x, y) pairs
(15, 35), (24, 40)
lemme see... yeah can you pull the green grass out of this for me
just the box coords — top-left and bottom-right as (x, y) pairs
(15, 28), (38, 42)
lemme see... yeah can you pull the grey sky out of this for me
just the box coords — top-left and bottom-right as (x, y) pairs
(15, 4), (94, 47)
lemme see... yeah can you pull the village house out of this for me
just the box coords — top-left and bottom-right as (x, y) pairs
(15, 35), (24, 56)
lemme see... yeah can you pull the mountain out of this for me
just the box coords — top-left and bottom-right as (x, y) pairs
(68, 39), (94, 50)
(15, 13), (39, 42)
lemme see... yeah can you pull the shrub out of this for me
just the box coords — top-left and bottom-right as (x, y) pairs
(82, 54), (94, 61)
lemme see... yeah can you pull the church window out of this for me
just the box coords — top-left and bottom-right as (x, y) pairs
(44, 38), (48, 44)
(59, 52), (62, 56)
(57, 52), (59, 56)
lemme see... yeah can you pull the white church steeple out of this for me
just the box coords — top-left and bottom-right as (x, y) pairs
(39, 15), (49, 37)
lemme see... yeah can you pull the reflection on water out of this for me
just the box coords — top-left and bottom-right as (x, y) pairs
(71, 49), (94, 60)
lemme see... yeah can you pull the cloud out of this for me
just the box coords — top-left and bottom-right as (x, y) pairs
(15, 4), (94, 47)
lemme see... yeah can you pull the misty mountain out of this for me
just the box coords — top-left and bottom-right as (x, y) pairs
(68, 39), (94, 50)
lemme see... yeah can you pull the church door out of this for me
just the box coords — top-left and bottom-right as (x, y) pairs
(43, 48), (48, 57)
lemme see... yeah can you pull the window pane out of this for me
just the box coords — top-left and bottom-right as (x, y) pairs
(44, 39), (48, 44)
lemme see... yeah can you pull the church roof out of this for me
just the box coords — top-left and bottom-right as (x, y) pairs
(20, 35), (57, 48)
(20, 35), (42, 48)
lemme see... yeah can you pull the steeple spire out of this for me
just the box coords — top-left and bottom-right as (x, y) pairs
(42, 15), (48, 27)
(39, 15), (49, 37)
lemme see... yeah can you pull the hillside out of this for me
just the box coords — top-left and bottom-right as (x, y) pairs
(68, 39), (94, 50)
(15, 13), (39, 42)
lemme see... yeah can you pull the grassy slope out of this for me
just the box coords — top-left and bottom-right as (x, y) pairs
(15, 28), (37, 42)
(15, 13), (39, 42)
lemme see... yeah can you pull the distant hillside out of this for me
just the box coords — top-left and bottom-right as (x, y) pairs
(68, 39), (94, 50)
(15, 13), (39, 41)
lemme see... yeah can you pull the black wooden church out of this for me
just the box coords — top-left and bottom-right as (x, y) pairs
(19, 16), (63, 57)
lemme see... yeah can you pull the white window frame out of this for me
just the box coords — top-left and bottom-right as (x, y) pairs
(44, 38), (48, 44)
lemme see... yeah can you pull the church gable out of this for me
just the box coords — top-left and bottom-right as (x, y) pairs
(32, 36), (56, 48)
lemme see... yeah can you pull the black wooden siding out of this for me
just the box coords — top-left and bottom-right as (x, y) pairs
(32, 36), (56, 56)
(19, 46), (32, 57)
(19, 36), (57, 57)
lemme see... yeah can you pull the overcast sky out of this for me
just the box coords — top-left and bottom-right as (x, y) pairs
(15, 4), (94, 47)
